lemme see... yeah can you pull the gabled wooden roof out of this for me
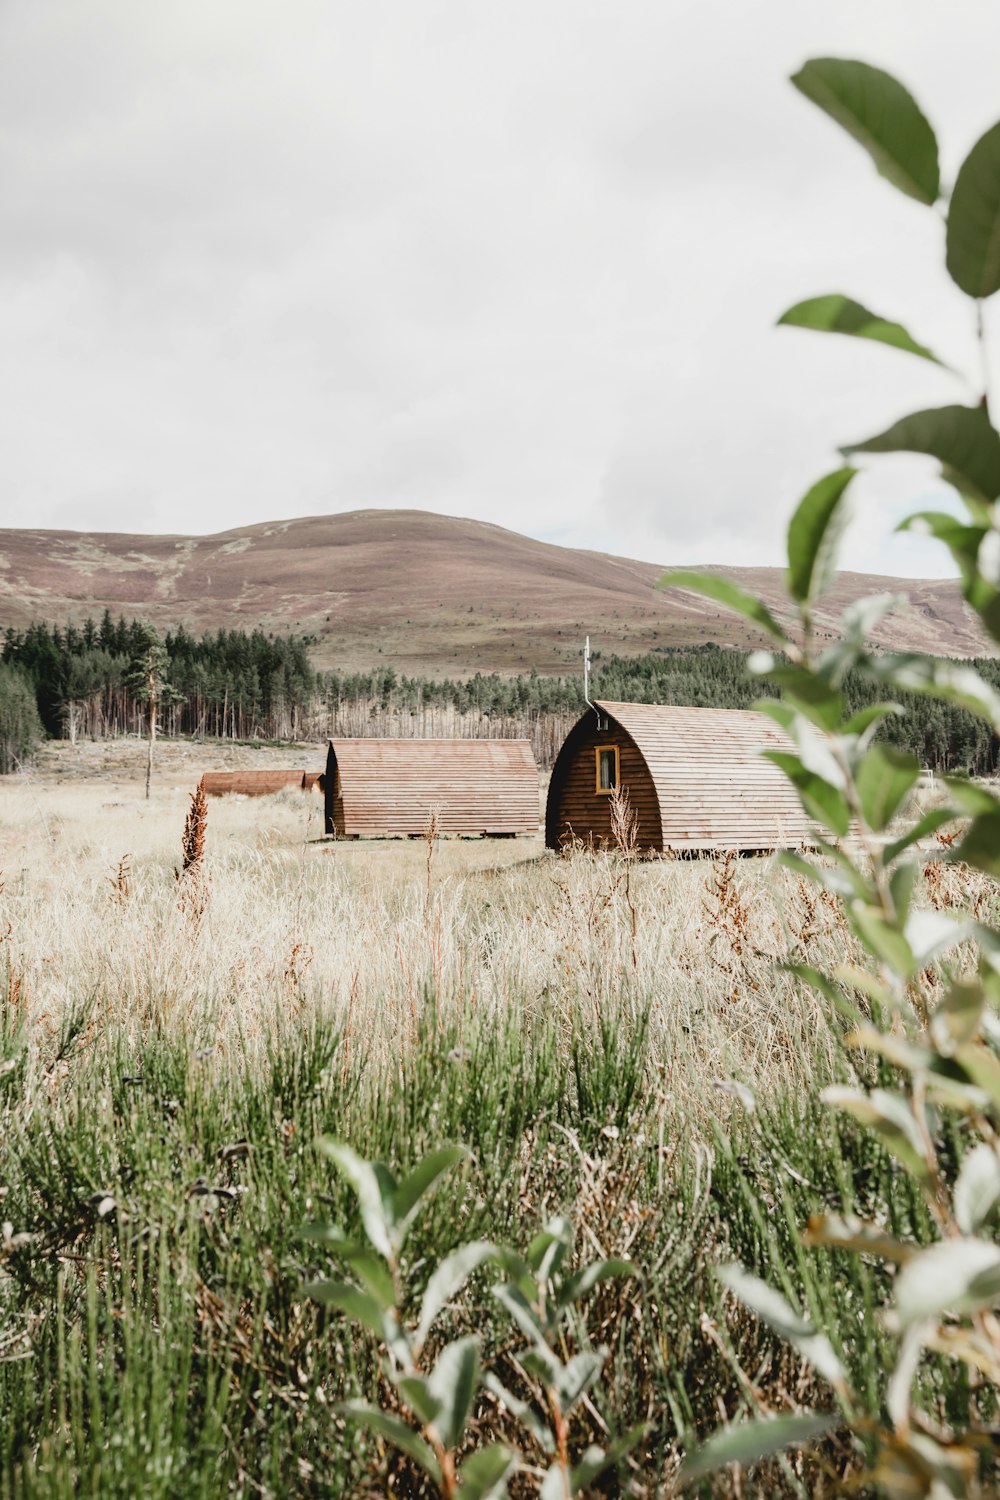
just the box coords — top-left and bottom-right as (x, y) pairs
(594, 701), (813, 850)
(327, 738), (539, 836)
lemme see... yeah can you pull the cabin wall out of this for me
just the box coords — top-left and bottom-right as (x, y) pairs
(546, 719), (661, 850)
(323, 748), (348, 835)
(326, 739), (539, 838)
(594, 700), (815, 851)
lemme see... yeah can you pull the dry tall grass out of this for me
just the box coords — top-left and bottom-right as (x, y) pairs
(0, 740), (863, 1120)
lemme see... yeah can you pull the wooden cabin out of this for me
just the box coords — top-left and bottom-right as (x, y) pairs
(323, 738), (539, 837)
(545, 701), (813, 853)
(200, 769), (308, 798)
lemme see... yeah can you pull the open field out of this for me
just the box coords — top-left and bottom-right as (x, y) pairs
(0, 742), (994, 1497)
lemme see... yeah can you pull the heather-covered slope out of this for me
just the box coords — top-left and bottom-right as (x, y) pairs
(0, 509), (985, 671)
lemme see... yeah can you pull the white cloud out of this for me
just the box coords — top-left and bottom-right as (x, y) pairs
(1, 0), (998, 579)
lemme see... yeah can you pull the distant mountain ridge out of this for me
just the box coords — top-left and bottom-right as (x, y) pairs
(0, 509), (987, 673)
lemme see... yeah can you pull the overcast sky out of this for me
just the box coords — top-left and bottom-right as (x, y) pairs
(2, 1), (999, 577)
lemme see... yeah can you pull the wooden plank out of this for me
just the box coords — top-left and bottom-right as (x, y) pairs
(201, 769), (307, 797)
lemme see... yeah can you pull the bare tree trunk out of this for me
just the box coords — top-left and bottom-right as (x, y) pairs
(145, 660), (156, 800)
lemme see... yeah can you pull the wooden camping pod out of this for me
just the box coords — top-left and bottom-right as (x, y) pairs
(545, 701), (813, 853)
(324, 738), (539, 837)
(200, 769), (308, 798)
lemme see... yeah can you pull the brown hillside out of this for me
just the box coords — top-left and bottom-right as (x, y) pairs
(0, 509), (987, 672)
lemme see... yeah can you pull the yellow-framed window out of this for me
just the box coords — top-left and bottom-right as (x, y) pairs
(595, 745), (619, 794)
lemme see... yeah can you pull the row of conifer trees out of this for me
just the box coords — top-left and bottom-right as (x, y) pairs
(1, 613), (999, 775)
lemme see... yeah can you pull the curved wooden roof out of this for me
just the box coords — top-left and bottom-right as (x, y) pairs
(594, 701), (813, 850)
(327, 738), (539, 836)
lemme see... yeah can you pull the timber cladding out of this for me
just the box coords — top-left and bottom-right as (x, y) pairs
(545, 701), (813, 853)
(324, 738), (539, 837)
(200, 770), (308, 797)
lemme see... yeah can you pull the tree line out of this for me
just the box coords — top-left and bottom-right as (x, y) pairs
(0, 614), (998, 775)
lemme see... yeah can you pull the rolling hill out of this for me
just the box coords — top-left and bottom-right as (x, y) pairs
(0, 509), (986, 674)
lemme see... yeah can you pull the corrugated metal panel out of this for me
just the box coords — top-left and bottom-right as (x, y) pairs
(201, 769), (307, 797)
(595, 701), (813, 850)
(327, 738), (539, 836)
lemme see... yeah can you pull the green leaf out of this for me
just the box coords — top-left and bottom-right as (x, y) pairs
(821, 1086), (931, 1181)
(557, 1257), (639, 1307)
(520, 1345), (564, 1386)
(956, 812), (1000, 877)
(786, 468), (857, 607)
(539, 1464), (570, 1500)
(481, 1373), (555, 1453)
(777, 847), (871, 903)
(954, 1042), (1000, 1115)
(894, 1237), (1000, 1326)
(427, 1336), (479, 1450)
(525, 1216), (574, 1280)
(717, 1264), (846, 1387)
(493, 1282), (546, 1344)
(752, 666), (843, 729)
(680, 1411), (838, 1483)
(657, 571), (788, 644)
(947, 120), (1000, 298)
(338, 1401), (442, 1482)
(889, 861), (917, 924)
(802, 1212), (915, 1262)
(754, 702), (847, 784)
(942, 775), (1000, 815)
(843, 701), (905, 738)
(898, 513), (1000, 639)
(393, 1146), (467, 1238)
(881, 808), (960, 865)
(904, 908), (976, 968)
(835, 592), (909, 654)
(791, 58), (939, 204)
(318, 1140), (396, 1260)
(931, 981), (986, 1053)
(397, 1374), (443, 1428)
(570, 1425), (647, 1491)
(303, 1279), (390, 1342)
(554, 1349), (606, 1413)
(955, 1145), (1000, 1234)
(301, 1229), (396, 1308)
(872, 653), (1000, 731)
(493, 1247), (536, 1303)
(898, 511), (987, 571)
(458, 1443), (518, 1500)
(781, 962), (865, 1027)
(855, 743), (920, 832)
(779, 294), (945, 365)
(844, 1024), (932, 1075)
(416, 1241), (500, 1348)
(764, 751), (851, 835)
(843, 404), (1000, 507)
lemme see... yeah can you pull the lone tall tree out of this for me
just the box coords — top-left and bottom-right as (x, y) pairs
(126, 624), (180, 799)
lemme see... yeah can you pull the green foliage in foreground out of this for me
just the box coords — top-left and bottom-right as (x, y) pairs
(307, 1140), (643, 1497)
(661, 51), (1000, 1499)
(0, 999), (947, 1499)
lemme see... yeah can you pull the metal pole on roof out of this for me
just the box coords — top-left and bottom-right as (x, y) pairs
(584, 635), (593, 709)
